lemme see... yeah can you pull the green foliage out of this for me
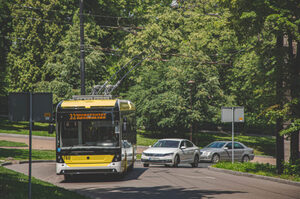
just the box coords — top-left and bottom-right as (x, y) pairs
(6, 0), (77, 92)
(0, 166), (88, 199)
(280, 119), (300, 136)
(2, 0), (299, 145)
(283, 160), (300, 176)
(0, 1), (11, 95)
(122, 1), (237, 135)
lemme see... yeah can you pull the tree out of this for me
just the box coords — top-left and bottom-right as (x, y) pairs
(6, 0), (76, 92)
(220, 0), (300, 172)
(0, 1), (11, 95)
(121, 1), (239, 137)
(34, 9), (108, 103)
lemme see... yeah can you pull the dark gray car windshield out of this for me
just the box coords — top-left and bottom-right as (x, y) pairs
(206, 142), (226, 148)
(153, 140), (179, 148)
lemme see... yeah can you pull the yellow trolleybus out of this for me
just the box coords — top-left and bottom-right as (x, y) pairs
(54, 95), (136, 180)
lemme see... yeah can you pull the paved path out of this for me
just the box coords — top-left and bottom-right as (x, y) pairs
(0, 133), (277, 164)
(5, 162), (300, 199)
(0, 133), (55, 150)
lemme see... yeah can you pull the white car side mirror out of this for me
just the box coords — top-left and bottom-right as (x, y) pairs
(180, 146), (186, 149)
(224, 147), (228, 150)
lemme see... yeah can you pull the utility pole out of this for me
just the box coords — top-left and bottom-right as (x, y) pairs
(188, 80), (195, 142)
(80, 0), (85, 95)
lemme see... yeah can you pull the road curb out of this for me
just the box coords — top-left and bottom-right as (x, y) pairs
(208, 166), (300, 187)
(254, 155), (275, 159)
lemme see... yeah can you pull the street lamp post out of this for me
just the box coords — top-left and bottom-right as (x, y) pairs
(188, 80), (195, 142)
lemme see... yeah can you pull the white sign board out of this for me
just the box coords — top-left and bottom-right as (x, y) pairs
(221, 107), (244, 123)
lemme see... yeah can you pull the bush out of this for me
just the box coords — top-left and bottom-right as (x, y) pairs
(283, 160), (300, 176)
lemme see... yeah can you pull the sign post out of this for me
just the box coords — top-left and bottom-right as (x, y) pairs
(8, 92), (52, 199)
(221, 107), (244, 163)
(28, 92), (32, 199)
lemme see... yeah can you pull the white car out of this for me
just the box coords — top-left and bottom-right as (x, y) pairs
(141, 139), (201, 168)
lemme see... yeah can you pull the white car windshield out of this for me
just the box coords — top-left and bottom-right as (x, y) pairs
(153, 140), (180, 148)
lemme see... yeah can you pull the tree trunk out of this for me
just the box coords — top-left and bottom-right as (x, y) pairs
(289, 33), (300, 163)
(275, 35), (285, 174)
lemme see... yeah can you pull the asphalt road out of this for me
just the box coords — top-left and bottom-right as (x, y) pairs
(5, 162), (300, 199)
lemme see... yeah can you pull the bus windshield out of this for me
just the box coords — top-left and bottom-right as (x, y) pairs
(59, 120), (119, 148)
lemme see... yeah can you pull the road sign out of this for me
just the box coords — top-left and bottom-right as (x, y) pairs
(221, 107), (244, 122)
(8, 92), (52, 199)
(221, 107), (244, 164)
(8, 92), (53, 122)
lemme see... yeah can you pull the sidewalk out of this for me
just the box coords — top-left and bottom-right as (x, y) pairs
(0, 133), (55, 150)
(0, 133), (277, 165)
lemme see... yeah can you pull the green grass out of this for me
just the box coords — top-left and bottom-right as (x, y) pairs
(213, 162), (300, 182)
(0, 149), (55, 161)
(0, 118), (55, 137)
(0, 166), (89, 199)
(0, 140), (28, 147)
(137, 134), (158, 146)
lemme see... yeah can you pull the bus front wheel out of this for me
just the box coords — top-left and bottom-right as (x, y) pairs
(64, 174), (72, 182)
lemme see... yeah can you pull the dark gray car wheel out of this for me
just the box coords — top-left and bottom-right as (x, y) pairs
(173, 155), (180, 167)
(191, 155), (199, 168)
(211, 154), (220, 163)
(242, 155), (250, 163)
(143, 163), (149, 167)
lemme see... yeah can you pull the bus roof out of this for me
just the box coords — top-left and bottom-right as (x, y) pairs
(61, 99), (117, 109)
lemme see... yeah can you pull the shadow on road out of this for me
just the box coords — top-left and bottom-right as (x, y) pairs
(61, 168), (148, 183)
(147, 163), (213, 169)
(75, 185), (246, 199)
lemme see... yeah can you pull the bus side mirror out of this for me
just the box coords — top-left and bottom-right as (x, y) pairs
(123, 117), (127, 132)
(123, 122), (127, 132)
(48, 124), (55, 134)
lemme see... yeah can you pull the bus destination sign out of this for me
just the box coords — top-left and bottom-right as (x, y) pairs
(69, 113), (107, 120)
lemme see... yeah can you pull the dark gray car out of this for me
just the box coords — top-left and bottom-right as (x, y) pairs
(199, 141), (254, 163)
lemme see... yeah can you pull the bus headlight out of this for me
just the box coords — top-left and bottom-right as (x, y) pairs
(57, 155), (64, 163)
(113, 154), (121, 162)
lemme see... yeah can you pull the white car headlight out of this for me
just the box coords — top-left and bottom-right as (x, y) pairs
(142, 152), (147, 156)
(203, 151), (212, 156)
(164, 153), (174, 157)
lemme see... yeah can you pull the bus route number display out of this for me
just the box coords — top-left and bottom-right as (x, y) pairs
(69, 113), (106, 120)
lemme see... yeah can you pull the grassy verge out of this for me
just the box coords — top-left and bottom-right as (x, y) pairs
(0, 118), (55, 137)
(0, 148), (55, 161)
(137, 134), (158, 146)
(0, 140), (28, 147)
(0, 166), (88, 199)
(213, 162), (300, 182)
